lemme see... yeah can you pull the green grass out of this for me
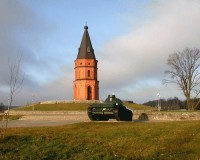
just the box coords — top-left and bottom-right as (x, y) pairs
(1, 121), (200, 159)
(14, 102), (153, 111)
(124, 103), (154, 110)
(0, 114), (22, 120)
(14, 103), (92, 111)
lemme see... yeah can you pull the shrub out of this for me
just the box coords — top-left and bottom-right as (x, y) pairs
(0, 102), (4, 112)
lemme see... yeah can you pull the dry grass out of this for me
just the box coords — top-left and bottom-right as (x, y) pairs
(0, 114), (22, 120)
(15, 103), (91, 111)
(0, 121), (200, 159)
(124, 103), (155, 110)
(14, 102), (153, 111)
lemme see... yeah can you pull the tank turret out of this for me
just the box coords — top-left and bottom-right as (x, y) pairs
(87, 94), (133, 121)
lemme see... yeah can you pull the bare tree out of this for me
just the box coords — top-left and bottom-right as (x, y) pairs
(0, 55), (24, 137)
(163, 48), (200, 110)
(8, 55), (24, 110)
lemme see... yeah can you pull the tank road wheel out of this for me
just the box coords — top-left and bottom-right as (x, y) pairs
(88, 112), (97, 121)
(88, 107), (97, 121)
(98, 116), (109, 121)
(88, 114), (109, 121)
(87, 107), (109, 121)
(113, 108), (121, 121)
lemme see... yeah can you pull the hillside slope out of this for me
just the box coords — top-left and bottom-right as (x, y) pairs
(14, 102), (154, 111)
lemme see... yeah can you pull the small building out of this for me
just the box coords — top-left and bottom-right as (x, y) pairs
(73, 25), (99, 100)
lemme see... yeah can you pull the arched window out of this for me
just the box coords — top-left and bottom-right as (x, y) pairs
(88, 70), (90, 77)
(87, 46), (90, 52)
(87, 86), (92, 100)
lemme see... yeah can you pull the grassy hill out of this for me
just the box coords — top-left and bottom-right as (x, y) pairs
(14, 102), (154, 111)
(14, 103), (91, 111)
(124, 103), (155, 111)
(1, 121), (200, 159)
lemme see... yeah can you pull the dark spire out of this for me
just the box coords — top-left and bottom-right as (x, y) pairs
(77, 25), (96, 59)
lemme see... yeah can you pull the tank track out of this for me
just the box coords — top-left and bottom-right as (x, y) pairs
(87, 107), (109, 121)
(113, 107), (133, 121)
(88, 106), (132, 121)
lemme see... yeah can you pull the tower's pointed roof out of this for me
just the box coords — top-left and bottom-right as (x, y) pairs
(77, 25), (96, 59)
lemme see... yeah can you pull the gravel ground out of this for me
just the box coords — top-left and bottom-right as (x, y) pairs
(7, 119), (85, 128)
(7, 113), (90, 128)
(6, 111), (149, 128)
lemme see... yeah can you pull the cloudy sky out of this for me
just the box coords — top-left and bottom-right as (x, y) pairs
(0, 0), (200, 106)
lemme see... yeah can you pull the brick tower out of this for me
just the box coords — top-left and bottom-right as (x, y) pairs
(73, 25), (99, 100)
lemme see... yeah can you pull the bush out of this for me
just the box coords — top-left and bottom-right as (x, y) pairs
(0, 102), (4, 112)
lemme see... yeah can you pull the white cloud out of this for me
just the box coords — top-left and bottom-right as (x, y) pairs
(5, 68), (74, 106)
(98, 0), (200, 102)
(1, 0), (200, 105)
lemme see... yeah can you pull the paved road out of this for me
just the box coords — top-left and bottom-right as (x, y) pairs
(5, 111), (149, 128)
(6, 112), (90, 128)
(7, 119), (84, 128)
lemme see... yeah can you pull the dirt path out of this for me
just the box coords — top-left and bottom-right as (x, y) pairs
(6, 111), (164, 128)
(7, 111), (90, 128)
(7, 119), (86, 128)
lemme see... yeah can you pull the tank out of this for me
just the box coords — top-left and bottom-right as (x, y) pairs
(87, 94), (133, 121)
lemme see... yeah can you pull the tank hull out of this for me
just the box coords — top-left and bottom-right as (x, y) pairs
(88, 104), (133, 121)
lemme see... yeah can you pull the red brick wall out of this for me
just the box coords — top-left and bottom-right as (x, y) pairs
(73, 59), (99, 100)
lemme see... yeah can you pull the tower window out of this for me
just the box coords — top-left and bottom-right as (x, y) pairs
(87, 46), (90, 52)
(88, 70), (90, 77)
(87, 86), (92, 100)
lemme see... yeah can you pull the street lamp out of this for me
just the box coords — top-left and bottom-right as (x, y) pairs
(7, 98), (10, 111)
(32, 95), (35, 111)
(157, 93), (161, 111)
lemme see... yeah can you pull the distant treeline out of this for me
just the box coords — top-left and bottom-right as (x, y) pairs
(0, 102), (4, 111)
(143, 97), (200, 110)
(0, 102), (19, 111)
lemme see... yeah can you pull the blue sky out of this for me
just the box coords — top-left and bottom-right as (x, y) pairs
(0, 0), (200, 105)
